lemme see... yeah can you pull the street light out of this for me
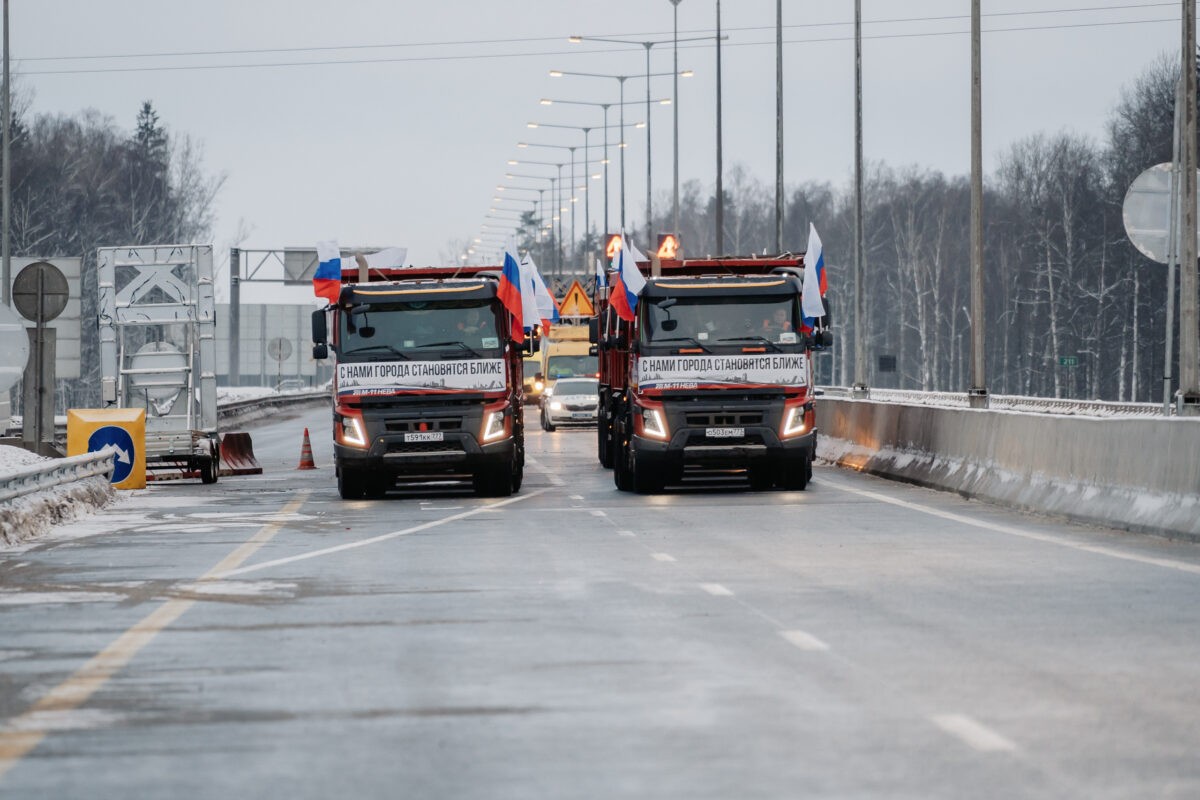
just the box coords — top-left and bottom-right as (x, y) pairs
(569, 33), (705, 243)
(551, 68), (690, 235)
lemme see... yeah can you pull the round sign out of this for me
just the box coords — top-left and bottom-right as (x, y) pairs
(267, 337), (293, 361)
(0, 302), (30, 394)
(88, 425), (136, 484)
(13, 261), (69, 322)
(1122, 163), (1200, 264)
(129, 341), (188, 402)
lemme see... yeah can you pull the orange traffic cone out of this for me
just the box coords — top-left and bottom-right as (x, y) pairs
(297, 427), (317, 470)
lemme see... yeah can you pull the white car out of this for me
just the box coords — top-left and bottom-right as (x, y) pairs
(540, 378), (599, 431)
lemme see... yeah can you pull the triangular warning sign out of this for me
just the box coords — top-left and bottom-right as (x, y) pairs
(558, 280), (595, 318)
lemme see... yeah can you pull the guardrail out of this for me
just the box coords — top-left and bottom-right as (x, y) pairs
(217, 389), (329, 423)
(0, 448), (116, 505)
(818, 387), (1163, 417)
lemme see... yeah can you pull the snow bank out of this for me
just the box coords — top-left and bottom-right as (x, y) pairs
(0, 445), (116, 548)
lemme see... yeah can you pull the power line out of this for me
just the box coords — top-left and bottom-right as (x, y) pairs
(17, 1), (1174, 65)
(20, 15), (1175, 77)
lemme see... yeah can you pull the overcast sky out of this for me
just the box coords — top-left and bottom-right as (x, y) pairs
(11, 1), (1181, 296)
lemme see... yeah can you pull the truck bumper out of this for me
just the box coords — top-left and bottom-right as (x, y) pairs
(630, 427), (815, 476)
(335, 432), (515, 477)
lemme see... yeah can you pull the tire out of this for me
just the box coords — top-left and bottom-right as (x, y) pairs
(338, 466), (366, 499)
(364, 474), (390, 499)
(474, 457), (515, 497)
(541, 410), (555, 432)
(597, 410), (613, 468)
(199, 455), (218, 485)
(778, 454), (810, 491)
(631, 451), (663, 494)
(613, 425), (633, 492)
(748, 464), (773, 491)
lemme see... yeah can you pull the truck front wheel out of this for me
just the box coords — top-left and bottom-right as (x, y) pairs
(613, 427), (633, 492)
(338, 466), (366, 499)
(778, 453), (811, 491)
(631, 451), (663, 494)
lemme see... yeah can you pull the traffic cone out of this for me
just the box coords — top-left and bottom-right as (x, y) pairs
(297, 427), (317, 470)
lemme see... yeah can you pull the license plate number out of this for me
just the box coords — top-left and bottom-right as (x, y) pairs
(571, 411), (593, 419)
(706, 427), (744, 438)
(404, 431), (444, 442)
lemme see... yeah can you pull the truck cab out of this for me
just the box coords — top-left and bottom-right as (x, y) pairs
(312, 265), (533, 499)
(594, 257), (829, 493)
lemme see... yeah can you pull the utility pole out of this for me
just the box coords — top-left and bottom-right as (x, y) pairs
(715, 0), (724, 255)
(2, 0), (10, 307)
(774, 0), (784, 254)
(968, 0), (988, 408)
(671, 0), (682, 240)
(853, 0), (867, 394)
(1180, 0), (1200, 413)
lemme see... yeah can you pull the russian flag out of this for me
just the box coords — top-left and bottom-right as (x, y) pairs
(595, 256), (607, 291)
(498, 247), (525, 344)
(521, 254), (559, 331)
(801, 223), (827, 325)
(609, 234), (646, 323)
(314, 240), (345, 303)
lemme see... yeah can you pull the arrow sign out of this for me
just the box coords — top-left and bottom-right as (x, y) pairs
(87, 425), (137, 484)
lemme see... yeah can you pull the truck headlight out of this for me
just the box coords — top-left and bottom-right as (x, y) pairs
(338, 413), (368, 448)
(481, 408), (508, 442)
(781, 404), (809, 438)
(638, 407), (669, 440)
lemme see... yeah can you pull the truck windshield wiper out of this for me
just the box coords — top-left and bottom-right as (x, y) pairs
(649, 336), (711, 353)
(716, 335), (780, 351)
(413, 340), (483, 357)
(341, 344), (410, 360)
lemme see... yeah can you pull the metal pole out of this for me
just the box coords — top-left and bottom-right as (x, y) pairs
(603, 105), (611, 237)
(569, 146), (577, 269)
(775, 0), (784, 254)
(672, 0), (682, 239)
(583, 129), (592, 264)
(853, 0), (867, 392)
(715, 0), (724, 255)
(968, 0), (988, 406)
(1165, 72), (1182, 413)
(1180, 0), (1200, 411)
(229, 248), (240, 387)
(619, 78), (627, 231)
(645, 43), (653, 246)
(556, 164), (564, 276)
(2, 0), (10, 307)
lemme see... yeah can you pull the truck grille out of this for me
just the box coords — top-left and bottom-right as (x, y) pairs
(384, 418), (463, 433)
(684, 411), (765, 427)
(386, 441), (466, 455)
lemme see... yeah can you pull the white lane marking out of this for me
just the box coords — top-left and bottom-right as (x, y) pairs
(590, 510), (606, 517)
(823, 477), (1200, 577)
(700, 583), (734, 596)
(618, 530), (635, 537)
(779, 629), (830, 652)
(651, 552), (676, 562)
(219, 489), (551, 578)
(931, 714), (1016, 753)
(569, 494), (584, 500)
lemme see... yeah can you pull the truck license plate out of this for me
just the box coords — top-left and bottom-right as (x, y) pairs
(404, 431), (444, 443)
(706, 427), (744, 438)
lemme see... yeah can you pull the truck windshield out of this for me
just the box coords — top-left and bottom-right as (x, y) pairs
(546, 354), (598, 379)
(641, 295), (800, 348)
(340, 300), (502, 357)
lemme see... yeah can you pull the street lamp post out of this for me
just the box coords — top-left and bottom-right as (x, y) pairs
(716, 0), (724, 254)
(511, 146), (606, 271)
(671, 0), (683, 240)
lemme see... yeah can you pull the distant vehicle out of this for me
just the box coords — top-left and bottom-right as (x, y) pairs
(275, 378), (308, 392)
(539, 322), (598, 394)
(540, 377), (600, 431)
(522, 355), (545, 402)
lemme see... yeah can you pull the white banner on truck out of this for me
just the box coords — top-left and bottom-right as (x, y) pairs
(636, 354), (808, 391)
(337, 359), (506, 395)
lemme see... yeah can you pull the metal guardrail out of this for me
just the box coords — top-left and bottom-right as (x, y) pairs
(0, 448), (116, 505)
(818, 387), (1164, 417)
(217, 389), (329, 422)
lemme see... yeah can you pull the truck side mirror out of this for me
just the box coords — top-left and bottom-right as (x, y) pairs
(819, 330), (834, 348)
(312, 343), (329, 360)
(311, 309), (328, 344)
(588, 317), (599, 344)
(588, 345), (598, 357)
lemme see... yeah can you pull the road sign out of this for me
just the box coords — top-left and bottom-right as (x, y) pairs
(267, 337), (293, 361)
(558, 281), (594, 317)
(0, 303), (29, 394)
(1122, 163), (1200, 264)
(13, 261), (69, 322)
(1059, 355), (1079, 367)
(68, 408), (146, 489)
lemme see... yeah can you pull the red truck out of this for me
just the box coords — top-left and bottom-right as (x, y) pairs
(311, 264), (534, 499)
(592, 255), (831, 493)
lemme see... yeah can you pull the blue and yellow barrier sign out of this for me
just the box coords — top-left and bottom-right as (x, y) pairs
(67, 408), (146, 490)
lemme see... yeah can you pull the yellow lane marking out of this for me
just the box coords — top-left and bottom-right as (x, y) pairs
(0, 493), (310, 782)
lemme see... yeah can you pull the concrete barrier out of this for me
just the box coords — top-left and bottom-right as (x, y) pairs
(816, 398), (1200, 541)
